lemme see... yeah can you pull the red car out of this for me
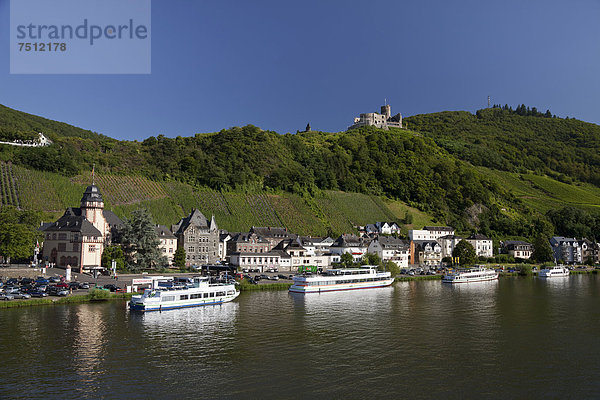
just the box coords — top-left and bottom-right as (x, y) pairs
(56, 282), (69, 288)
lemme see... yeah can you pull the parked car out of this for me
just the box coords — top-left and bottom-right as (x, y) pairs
(79, 283), (90, 289)
(35, 277), (49, 285)
(103, 284), (120, 292)
(267, 275), (279, 281)
(277, 274), (288, 280)
(12, 292), (31, 299)
(253, 275), (262, 282)
(56, 282), (69, 288)
(48, 277), (60, 283)
(266, 267), (278, 273)
(0, 293), (14, 301)
(20, 278), (33, 285)
(30, 290), (48, 297)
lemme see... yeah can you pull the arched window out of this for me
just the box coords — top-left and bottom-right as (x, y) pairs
(60, 256), (66, 266)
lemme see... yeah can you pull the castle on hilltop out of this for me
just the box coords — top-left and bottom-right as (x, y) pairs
(348, 104), (402, 130)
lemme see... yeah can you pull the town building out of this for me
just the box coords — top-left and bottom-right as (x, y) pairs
(218, 232), (232, 261)
(41, 184), (122, 273)
(368, 237), (409, 268)
(466, 234), (493, 258)
(502, 240), (533, 260)
(410, 240), (442, 267)
(437, 235), (463, 259)
(227, 232), (271, 255)
(409, 226), (455, 241)
(549, 237), (582, 264)
(330, 234), (369, 262)
(172, 209), (219, 266)
(155, 225), (177, 265)
(348, 104), (403, 130)
(364, 221), (401, 235)
(249, 226), (296, 250)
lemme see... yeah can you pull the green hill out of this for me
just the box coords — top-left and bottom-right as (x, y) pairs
(0, 103), (598, 240)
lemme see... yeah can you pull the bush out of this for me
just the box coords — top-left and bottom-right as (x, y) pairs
(88, 288), (111, 300)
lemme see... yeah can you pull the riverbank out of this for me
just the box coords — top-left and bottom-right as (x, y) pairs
(0, 290), (134, 309)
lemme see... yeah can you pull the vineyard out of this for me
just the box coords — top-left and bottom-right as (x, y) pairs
(0, 164), (437, 235)
(314, 191), (400, 233)
(72, 173), (168, 205)
(0, 163), (20, 208)
(268, 194), (327, 236)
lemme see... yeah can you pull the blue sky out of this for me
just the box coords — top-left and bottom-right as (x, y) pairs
(1, 0), (600, 140)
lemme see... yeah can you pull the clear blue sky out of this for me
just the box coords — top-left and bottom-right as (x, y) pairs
(1, 0), (600, 140)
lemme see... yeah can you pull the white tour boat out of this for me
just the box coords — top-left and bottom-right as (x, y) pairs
(442, 267), (499, 283)
(289, 266), (394, 294)
(129, 276), (239, 312)
(539, 265), (570, 278)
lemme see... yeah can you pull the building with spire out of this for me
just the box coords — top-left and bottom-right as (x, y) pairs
(40, 184), (122, 273)
(172, 209), (220, 266)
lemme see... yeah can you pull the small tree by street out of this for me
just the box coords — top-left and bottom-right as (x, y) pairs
(101, 245), (125, 271)
(340, 252), (355, 267)
(120, 209), (167, 272)
(174, 247), (186, 270)
(452, 240), (477, 266)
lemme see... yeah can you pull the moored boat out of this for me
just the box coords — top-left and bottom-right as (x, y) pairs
(539, 265), (569, 278)
(129, 276), (239, 312)
(442, 267), (498, 283)
(289, 266), (393, 294)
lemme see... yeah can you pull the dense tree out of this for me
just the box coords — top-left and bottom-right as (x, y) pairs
(452, 240), (477, 266)
(101, 245), (125, 271)
(120, 209), (167, 271)
(340, 252), (354, 267)
(379, 260), (400, 277)
(0, 206), (42, 263)
(173, 247), (186, 270)
(531, 235), (554, 263)
(363, 253), (381, 266)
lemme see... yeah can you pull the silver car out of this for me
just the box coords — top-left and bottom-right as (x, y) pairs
(0, 293), (14, 301)
(11, 292), (31, 299)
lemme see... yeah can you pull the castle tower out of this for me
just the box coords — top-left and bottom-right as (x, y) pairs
(80, 185), (108, 240)
(381, 104), (391, 119)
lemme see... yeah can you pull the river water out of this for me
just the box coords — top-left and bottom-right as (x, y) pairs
(1, 275), (600, 399)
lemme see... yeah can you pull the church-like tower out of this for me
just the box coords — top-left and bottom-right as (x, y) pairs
(80, 185), (109, 242)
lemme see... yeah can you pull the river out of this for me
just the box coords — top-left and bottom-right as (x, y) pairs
(1, 275), (600, 399)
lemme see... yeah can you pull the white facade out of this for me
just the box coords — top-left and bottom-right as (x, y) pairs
(466, 235), (493, 258)
(409, 226), (455, 241)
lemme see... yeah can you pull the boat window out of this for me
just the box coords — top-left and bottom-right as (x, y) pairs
(210, 293), (215, 297)
(162, 295), (175, 302)
(180, 295), (189, 300)
(217, 291), (225, 296)
(203, 293), (209, 298)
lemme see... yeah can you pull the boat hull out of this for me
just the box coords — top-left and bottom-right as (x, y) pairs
(442, 274), (498, 284)
(289, 279), (394, 293)
(129, 292), (239, 312)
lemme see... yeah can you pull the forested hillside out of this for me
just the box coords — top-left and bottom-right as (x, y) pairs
(405, 107), (600, 185)
(0, 103), (598, 241)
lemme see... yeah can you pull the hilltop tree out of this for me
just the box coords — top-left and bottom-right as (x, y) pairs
(531, 235), (553, 263)
(120, 208), (167, 272)
(452, 240), (477, 266)
(174, 247), (186, 270)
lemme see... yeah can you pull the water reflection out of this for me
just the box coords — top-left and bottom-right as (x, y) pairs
(72, 304), (108, 382)
(538, 275), (570, 290)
